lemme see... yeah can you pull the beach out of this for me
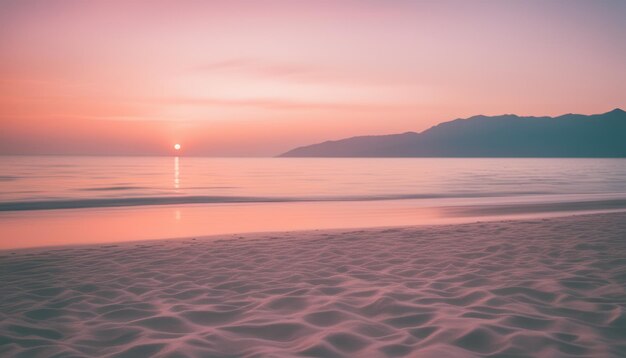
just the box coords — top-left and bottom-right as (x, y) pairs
(2, 211), (625, 357)
(3, 1), (625, 356)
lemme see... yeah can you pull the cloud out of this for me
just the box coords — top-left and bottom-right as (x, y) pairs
(193, 58), (320, 79)
(159, 96), (398, 111)
(191, 57), (434, 89)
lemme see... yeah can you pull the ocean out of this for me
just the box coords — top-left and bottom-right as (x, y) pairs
(1, 156), (626, 248)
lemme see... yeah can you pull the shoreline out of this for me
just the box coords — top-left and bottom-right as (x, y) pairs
(2, 199), (626, 251)
(2, 209), (625, 253)
(2, 211), (626, 357)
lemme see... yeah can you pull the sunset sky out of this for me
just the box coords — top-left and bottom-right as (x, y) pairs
(1, 0), (625, 156)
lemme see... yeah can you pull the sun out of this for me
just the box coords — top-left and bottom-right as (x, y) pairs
(174, 143), (181, 151)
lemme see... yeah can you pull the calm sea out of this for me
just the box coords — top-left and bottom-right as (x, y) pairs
(1, 156), (626, 249)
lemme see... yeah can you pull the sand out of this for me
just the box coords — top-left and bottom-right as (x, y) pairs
(1, 212), (626, 357)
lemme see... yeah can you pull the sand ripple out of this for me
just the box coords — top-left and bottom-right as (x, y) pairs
(1, 212), (626, 357)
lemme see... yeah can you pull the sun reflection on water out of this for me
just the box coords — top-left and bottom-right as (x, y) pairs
(174, 156), (180, 190)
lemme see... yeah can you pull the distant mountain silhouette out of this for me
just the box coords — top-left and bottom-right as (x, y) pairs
(280, 109), (626, 157)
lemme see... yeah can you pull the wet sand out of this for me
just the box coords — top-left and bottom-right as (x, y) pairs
(1, 212), (626, 357)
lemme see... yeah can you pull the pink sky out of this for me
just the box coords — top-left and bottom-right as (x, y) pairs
(1, 0), (624, 156)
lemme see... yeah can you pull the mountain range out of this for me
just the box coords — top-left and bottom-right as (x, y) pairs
(280, 109), (626, 157)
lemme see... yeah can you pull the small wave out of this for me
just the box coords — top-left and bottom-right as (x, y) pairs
(0, 191), (550, 211)
(78, 186), (147, 191)
(444, 199), (626, 216)
(0, 193), (626, 216)
(0, 176), (20, 181)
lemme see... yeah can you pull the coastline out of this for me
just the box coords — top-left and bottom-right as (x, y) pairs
(2, 211), (626, 357)
(2, 197), (626, 251)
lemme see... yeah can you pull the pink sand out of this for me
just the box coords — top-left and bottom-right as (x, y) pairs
(1, 212), (625, 357)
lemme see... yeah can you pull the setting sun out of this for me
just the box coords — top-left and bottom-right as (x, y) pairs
(174, 144), (181, 151)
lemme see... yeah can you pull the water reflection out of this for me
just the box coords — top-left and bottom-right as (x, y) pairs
(174, 156), (180, 190)
(3, 199), (623, 249)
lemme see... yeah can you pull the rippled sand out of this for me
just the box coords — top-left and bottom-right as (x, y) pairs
(1, 212), (626, 357)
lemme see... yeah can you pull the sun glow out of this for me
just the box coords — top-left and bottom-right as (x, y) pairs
(174, 144), (181, 151)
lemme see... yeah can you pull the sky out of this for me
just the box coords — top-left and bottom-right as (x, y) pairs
(0, 0), (625, 156)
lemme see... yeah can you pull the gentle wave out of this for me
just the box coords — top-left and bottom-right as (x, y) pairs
(77, 186), (148, 191)
(0, 176), (20, 181)
(444, 199), (626, 216)
(0, 191), (553, 211)
(2, 193), (626, 213)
